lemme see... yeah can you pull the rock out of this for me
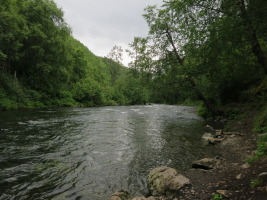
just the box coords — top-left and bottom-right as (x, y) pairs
(241, 163), (250, 169)
(236, 174), (242, 180)
(258, 172), (267, 182)
(206, 125), (215, 131)
(215, 129), (223, 138)
(208, 137), (224, 144)
(216, 190), (232, 198)
(108, 191), (132, 200)
(192, 158), (220, 170)
(132, 197), (157, 200)
(230, 134), (235, 138)
(201, 133), (224, 144)
(147, 166), (190, 198)
(202, 133), (213, 140)
(255, 186), (267, 192)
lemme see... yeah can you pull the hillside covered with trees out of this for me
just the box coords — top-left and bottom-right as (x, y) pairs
(0, 0), (148, 110)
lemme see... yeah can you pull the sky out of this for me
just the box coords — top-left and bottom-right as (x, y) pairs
(54, 0), (163, 66)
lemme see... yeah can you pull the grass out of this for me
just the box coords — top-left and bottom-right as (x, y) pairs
(250, 178), (264, 189)
(247, 102), (267, 163)
(211, 194), (224, 200)
(253, 106), (267, 133)
(247, 133), (267, 163)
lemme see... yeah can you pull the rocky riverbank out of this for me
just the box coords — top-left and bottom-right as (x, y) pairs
(108, 115), (267, 200)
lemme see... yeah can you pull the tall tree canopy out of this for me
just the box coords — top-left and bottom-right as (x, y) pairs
(124, 0), (267, 115)
(0, 0), (148, 110)
(1, 0), (266, 113)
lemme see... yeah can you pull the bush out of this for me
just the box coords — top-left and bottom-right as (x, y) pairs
(0, 98), (19, 111)
(250, 178), (264, 188)
(211, 193), (223, 200)
(247, 133), (267, 163)
(0, 71), (28, 110)
(197, 102), (213, 118)
(253, 106), (267, 133)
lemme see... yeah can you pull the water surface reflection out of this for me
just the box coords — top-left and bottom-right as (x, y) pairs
(0, 105), (217, 200)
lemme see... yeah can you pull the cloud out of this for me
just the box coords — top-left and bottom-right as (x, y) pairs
(54, 0), (162, 65)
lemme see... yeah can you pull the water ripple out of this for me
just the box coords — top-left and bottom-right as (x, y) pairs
(0, 105), (218, 200)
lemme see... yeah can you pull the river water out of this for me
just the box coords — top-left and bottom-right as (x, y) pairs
(0, 104), (217, 200)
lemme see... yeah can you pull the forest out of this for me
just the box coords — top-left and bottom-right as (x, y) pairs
(0, 0), (267, 131)
(0, 0), (149, 110)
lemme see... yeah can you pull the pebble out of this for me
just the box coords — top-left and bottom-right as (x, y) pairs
(216, 190), (231, 198)
(258, 172), (267, 180)
(256, 186), (267, 192)
(241, 163), (250, 169)
(236, 174), (242, 180)
(230, 134), (235, 138)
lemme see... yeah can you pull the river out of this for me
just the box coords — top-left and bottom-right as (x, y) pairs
(0, 104), (218, 200)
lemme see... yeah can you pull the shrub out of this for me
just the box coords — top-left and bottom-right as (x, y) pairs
(247, 133), (267, 163)
(253, 106), (267, 133)
(211, 193), (223, 200)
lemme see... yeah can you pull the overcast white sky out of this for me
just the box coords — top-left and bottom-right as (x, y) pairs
(54, 0), (163, 65)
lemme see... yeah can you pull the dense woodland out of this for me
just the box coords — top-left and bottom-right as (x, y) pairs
(0, 0), (149, 110)
(0, 0), (267, 132)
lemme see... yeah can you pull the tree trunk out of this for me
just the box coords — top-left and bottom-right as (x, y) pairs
(165, 26), (217, 116)
(165, 26), (184, 65)
(187, 78), (217, 115)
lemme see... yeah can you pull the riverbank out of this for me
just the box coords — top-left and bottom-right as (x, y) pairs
(175, 92), (267, 199)
(179, 113), (267, 200)
(178, 106), (266, 199)
(169, 103), (267, 199)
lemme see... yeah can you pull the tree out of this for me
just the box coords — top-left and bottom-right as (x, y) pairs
(143, 4), (217, 113)
(15, 0), (71, 96)
(0, 0), (29, 73)
(126, 37), (154, 81)
(107, 45), (124, 65)
(236, 0), (267, 73)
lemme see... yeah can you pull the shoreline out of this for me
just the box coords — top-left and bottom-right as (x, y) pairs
(109, 112), (267, 200)
(179, 125), (265, 200)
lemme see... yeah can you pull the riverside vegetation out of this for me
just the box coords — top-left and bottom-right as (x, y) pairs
(1, 0), (267, 199)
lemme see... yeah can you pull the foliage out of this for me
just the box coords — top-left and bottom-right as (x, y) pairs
(197, 102), (212, 118)
(107, 45), (124, 65)
(0, 70), (28, 110)
(211, 194), (224, 200)
(253, 106), (267, 133)
(121, 0), (267, 114)
(256, 134), (267, 157)
(0, 0), (148, 110)
(250, 178), (264, 189)
(1, 0), (267, 112)
(247, 133), (267, 163)
(252, 78), (267, 133)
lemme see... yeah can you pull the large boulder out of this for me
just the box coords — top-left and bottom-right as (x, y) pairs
(147, 166), (190, 198)
(192, 158), (220, 170)
(108, 191), (132, 200)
